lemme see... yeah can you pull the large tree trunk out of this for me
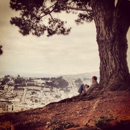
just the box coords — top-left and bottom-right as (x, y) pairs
(98, 33), (130, 90)
(91, 0), (130, 90)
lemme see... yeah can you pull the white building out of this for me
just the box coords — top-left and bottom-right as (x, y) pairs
(0, 101), (15, 112)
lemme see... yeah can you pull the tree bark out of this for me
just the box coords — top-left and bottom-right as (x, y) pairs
(91, 0), (130, 90)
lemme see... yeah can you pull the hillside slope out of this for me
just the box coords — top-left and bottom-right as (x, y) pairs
(0, 87), (130, 130)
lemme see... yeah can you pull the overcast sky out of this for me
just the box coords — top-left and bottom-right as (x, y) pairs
(0, 0), (130, 77)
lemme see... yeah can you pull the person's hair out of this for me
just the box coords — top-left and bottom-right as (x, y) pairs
(92, 76), (97, 81)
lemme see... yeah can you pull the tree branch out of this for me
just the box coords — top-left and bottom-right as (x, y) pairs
(49, 13), (54, 20)
(66, 6), (92, 12)
(40, 3), (56, 18)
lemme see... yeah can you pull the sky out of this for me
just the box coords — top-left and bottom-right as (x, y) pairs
(0, 0), (130, 77)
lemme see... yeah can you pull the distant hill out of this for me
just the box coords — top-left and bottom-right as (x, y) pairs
(0, 71), (58, 78)
(62, 71), (99, 80)
(0, 70), (99, 79)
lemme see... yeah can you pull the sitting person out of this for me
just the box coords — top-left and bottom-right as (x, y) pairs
(78, 84), (89, 94)
(78, 76), (98, 94)
(87, 76), (99, 89)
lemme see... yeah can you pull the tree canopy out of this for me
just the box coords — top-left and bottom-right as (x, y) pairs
(10, 0), (94, 36)
(10, 0), (130, 37)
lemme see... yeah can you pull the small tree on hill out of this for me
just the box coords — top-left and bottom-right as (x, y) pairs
(1, 76), (10, 85)
(10, 0), (130, 90)
(75, 78), (83, 87)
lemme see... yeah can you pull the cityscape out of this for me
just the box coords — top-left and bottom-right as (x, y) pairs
(0, 74), (92, 113)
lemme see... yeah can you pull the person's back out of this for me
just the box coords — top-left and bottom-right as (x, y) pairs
(90, 81), (98, 89)
(88, 76), (98, 90)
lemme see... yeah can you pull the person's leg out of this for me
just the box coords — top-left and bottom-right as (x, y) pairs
(83, 85), (87, 93)
(78, 84), (84, 94)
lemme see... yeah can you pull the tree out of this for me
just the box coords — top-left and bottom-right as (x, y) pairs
(15, 75), (25, 84)
(46, 76), (68, 88)
(10, 0), (130, 90)
(56, 77), (69, 88)
(1, 75), (10, 85)
(75, 78), (83, 87)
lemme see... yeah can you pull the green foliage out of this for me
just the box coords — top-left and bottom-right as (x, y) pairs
(46, 76), (68, 88)
(10, 0), (92, 37)
(46, 119), (79, 130)
(41, 77), (50, 80)
(75, 78), (83, 87)
(15, 76), (25, 84)
(1, 75), (10, 85)
(94, 116), (114, 129)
